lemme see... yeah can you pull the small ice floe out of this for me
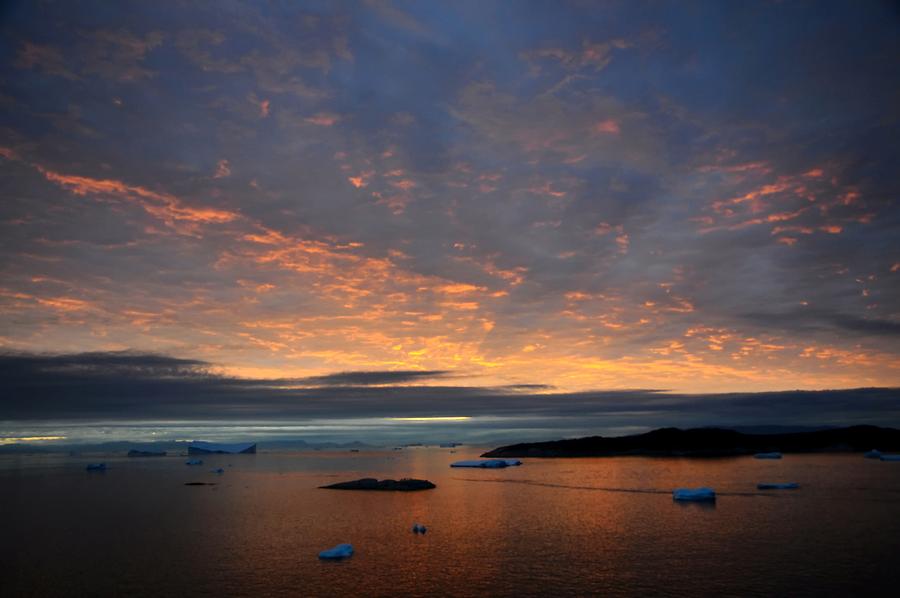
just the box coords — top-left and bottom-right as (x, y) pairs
(757, 482), (799, 490)
(864, 449), (882, 459)
(210, 468), (225, 474)
(185, 459), (203, 466)
(880, 455), (900, 462)
(450, 459), (516, 468)
(412, 523), (427, 534)
(85, 463), (107, 471)
(673, 487), (716, 501)
(753, 452), (783, 459)
(318, 544), (354, 560)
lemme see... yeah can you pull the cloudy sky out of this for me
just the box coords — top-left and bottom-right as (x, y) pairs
(1, 1), (898, 443)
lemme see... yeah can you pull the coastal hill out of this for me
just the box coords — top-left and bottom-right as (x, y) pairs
(481, 425), (900, 458)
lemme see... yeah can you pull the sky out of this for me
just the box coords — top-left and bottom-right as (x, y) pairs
(1, 1), (898, 444)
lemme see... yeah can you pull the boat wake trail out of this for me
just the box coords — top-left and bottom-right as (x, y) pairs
(454, 477), (766, 497)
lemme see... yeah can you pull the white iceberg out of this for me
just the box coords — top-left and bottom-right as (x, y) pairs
(318, 543), (354, 559)
(185, 459), (203, 466)
(757, 482), (799, 490)
(673, 487), (716, 501)
(85, 463), (107, 471)
(450, 459), (515, 468)
(880, 455), (900, 462)
(753, 452), (783, 459)
(864, 449), (882, 459)
(210, 468), (225, 474)
(411, 523), (427, 534)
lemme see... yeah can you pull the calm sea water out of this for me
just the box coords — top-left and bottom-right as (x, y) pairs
(2, 448), (899, 596)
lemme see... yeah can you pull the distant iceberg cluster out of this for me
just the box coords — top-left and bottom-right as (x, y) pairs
(862, 448), (900, 461)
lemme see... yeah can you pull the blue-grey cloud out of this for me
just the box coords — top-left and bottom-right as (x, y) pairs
(2, 353), (897, 436)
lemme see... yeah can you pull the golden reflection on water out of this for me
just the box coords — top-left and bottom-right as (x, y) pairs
(2, 450), (900, 596)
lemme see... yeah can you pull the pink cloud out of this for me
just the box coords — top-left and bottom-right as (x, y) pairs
(593, 119), (620, 135)
(213, 159), (231, 178)
(306, 112), (341, 126)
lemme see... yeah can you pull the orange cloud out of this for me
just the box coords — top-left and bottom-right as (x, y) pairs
(39, 167), (238, 226)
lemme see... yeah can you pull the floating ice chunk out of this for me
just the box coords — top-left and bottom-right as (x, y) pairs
(210, 468), (225, 474)
(85, 463), (107, 471)
(503, 459), (522, 466)
(753, 452), (783, 459)
(185, 459), (203, 466)
(757, 482), (799, 490)
(318, 544), (354, 559)
(880, 455), (900, 462)
(450, 459), (510, 468)
(673, 487), (716, 501)
(412, 523), (427, 534)
(864, 449), (882, 459)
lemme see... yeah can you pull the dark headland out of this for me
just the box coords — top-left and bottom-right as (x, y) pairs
(481, 425), (900, 458)
(320, 478), (436, 491)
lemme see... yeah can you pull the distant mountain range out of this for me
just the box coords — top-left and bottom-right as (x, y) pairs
(0, 439), (374, 454)
(481, 425), (900, 458)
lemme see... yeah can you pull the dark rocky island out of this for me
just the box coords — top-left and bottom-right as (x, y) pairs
(320, 478), (436, 491)
(482, 425), (900, 458)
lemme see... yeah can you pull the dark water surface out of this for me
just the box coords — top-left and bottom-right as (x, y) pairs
(2, 449), (899, 596)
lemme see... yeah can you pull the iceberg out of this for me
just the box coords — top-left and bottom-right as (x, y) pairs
(318, 544), (354, 559)
(188, 441), (256, 455)
(210, 468), (225, 474)
(673, 487), (716, 501)
(753, 452), (783, 459)
(864, 449), (882, 459)
(757, 482), (799, 490)
(85, 463), (107, 471)
(411, 523), (427, 534)
(450, 459), (518, 468)
(880, 455), (900, 462)
(185, 459), (203, 466)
